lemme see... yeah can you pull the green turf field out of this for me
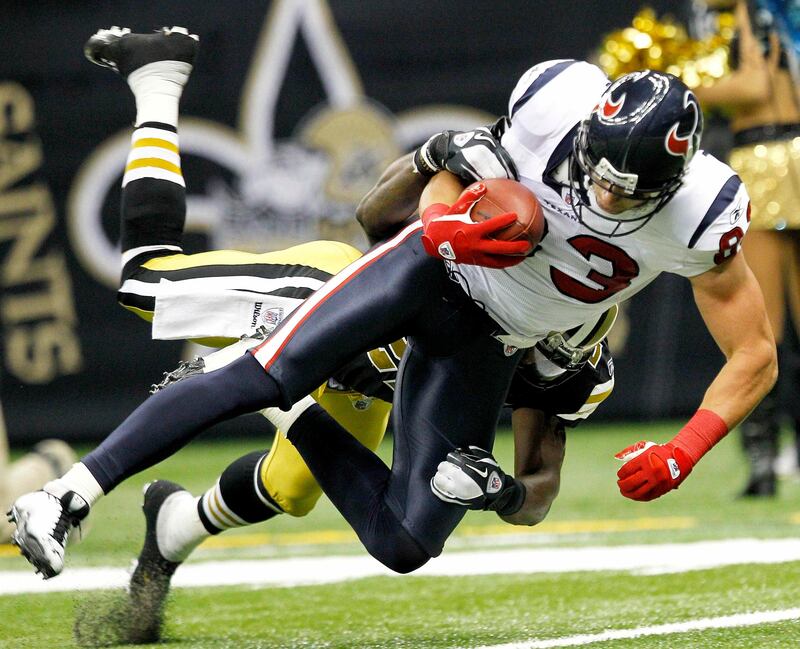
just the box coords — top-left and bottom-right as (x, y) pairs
(2, 421), (800, 648)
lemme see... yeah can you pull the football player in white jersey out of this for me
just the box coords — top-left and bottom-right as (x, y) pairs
(419, 61), (776, 502)
(9, 45), (775, 580)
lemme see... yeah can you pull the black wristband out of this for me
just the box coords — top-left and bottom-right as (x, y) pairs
(412, 146), (440, 177)
(488, 477), (526, 516)
(412, 131), (453, 177)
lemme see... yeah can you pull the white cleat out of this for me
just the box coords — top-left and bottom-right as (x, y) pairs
(8, 489), (90, 579)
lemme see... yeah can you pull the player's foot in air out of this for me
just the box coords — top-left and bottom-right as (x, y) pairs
(84, 26), (198, 78)
(126, 480), (186, 643)
(7, 488), (90, 579)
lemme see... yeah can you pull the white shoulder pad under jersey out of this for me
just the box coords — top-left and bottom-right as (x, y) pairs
(451, 61), (751, 349)
(503, 60), (609, 180)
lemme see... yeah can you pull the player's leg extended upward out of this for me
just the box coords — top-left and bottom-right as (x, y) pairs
(9, 27), (520, 578)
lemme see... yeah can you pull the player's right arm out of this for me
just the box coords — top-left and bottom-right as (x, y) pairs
(616, 252), (777, 501)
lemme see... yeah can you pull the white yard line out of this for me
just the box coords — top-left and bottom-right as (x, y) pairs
(465, 608), (800, 648)
(1, 537), (799, 596)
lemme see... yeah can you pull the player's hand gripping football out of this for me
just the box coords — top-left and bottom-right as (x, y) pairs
(421, 184), (531, 268)
(413, 119), (519, 182)
(614, 440), (695, 501)
(431, 446), (525, 515)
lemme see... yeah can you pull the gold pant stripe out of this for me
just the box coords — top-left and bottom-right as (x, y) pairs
(586, 388), (612, 404)
(125, 157), (182, 175)
(132, 137), (179, 153)
(139, 240), (361, 275)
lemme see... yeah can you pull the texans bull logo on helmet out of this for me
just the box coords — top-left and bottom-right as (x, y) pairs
(600, 92), (625, 118)
(665, 91), (700, 159)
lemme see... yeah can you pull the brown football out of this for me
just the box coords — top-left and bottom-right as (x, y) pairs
(468, 178), (545, 250)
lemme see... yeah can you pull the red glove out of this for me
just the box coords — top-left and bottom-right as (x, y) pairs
(614, 440), (695, 502)
(421, 183), (532, 268)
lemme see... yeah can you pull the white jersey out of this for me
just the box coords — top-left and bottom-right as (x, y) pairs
(453, 59), (751, 348)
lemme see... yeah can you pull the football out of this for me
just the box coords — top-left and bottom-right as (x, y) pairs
(468, 178), (545, 249)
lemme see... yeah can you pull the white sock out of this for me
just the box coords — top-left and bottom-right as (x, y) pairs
(44, 463), (104, 508)
(156, 491), (209, 563)
(128, 60), (192, 127)
(261, 395), (317, 436)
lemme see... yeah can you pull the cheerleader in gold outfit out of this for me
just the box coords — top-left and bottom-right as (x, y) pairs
(694, 0), (800, 496)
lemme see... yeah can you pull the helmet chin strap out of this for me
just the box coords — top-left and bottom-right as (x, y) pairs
(531, 347), (569, 380)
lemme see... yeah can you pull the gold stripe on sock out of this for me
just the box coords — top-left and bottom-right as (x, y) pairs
(210, 489), (240, 529)
(203, 492), (233, 530)
(125, 157), (182, 175)
(133, 137), (180, 153)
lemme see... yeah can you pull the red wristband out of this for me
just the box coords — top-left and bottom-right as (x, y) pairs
(671, 409), (729, 464)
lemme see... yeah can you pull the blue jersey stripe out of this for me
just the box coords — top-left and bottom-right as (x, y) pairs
(510, 60), (577, 117)
(688, 174), (741, 249)
(542, 123), (580, 195)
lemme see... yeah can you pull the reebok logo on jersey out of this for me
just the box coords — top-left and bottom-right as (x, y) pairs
(667, 458), (681, 480)
(438, 241), (456, 260)
(503, 345), (518, 357)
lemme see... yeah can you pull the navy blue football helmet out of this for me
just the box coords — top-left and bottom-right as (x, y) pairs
(570, 70), (703, 236)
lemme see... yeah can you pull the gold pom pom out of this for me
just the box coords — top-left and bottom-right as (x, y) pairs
(596, 7), (735, 87)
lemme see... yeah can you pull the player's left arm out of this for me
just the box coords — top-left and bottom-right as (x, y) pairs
(429, 408), (566, 525)
(616, 252), (777, 501)
(499, 408), (565, 526)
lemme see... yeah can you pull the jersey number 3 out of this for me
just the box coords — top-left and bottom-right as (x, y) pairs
(551, 235), (640, 303)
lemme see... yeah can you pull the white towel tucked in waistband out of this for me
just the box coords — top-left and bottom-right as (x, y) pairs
(151, 281), (299, 340)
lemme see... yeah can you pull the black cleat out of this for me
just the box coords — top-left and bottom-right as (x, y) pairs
(125, 480), (185, 643)
(739, 473), (777, 498)
(84, 26), (198, 78)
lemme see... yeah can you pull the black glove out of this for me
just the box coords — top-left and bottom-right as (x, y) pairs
(412, 119), (519, 182)
(430, 446), (525, 515)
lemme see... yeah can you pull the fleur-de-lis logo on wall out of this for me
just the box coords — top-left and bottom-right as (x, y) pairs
(69, 0), (496, 288)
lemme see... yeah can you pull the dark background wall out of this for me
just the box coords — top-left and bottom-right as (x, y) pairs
(0, 1), (745, 443)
